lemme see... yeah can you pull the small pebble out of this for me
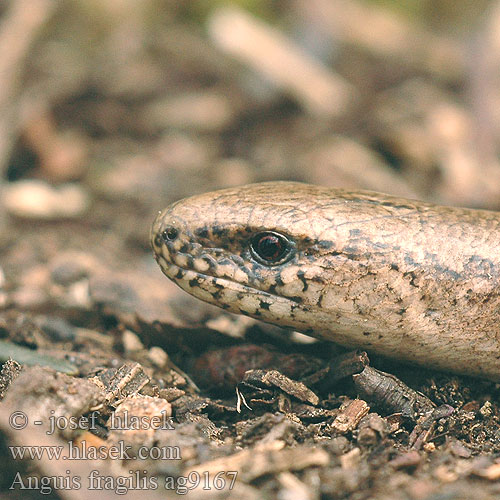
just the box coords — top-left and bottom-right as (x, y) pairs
(3, 180), (89, 219)
(122, 330), (144, 352)
(148, 346), (168, 368)
(65, 280), (91, 309)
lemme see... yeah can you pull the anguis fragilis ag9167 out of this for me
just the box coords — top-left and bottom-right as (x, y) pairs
(151, 182), (500, 381)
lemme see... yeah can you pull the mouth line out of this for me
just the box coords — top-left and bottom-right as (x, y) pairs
(162, 258), (302, 307)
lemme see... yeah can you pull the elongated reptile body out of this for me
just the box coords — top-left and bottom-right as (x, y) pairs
(151, 181), (500, 380)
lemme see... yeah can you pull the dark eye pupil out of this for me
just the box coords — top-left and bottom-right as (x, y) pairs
(257, 235), (282, 259)
(250, 231), (291, 264)
(162, 227), (178, 242)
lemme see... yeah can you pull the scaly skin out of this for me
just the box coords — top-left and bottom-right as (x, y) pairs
(151, 181), (500, 380)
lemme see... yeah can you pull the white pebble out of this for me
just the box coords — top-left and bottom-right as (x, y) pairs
(3, 180), (89, 219)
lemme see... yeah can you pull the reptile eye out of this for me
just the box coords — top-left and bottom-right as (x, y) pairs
(161, 227), (178, 242)
(250, 231), (292, 265)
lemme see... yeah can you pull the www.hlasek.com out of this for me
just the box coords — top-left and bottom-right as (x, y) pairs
(10, 470), (239, 495)
(9, 440), (181, 461)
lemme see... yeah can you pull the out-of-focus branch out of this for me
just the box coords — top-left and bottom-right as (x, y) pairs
(0, 0), (56, 175)
(207, 7), (354, 119)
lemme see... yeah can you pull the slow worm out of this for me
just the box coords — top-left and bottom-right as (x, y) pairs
(151, 182), (500, 380)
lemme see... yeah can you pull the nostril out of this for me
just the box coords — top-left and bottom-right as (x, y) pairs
(162, 226), (179, 242)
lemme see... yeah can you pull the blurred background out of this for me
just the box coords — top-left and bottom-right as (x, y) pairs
(3, 3), (500, 496)
(3, 0), (500, 335)
(3, 0), (500, 212)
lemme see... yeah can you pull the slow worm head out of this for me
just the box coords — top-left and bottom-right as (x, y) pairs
(151, 181), (500, 380)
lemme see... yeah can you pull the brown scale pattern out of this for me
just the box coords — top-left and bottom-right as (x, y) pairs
(151, 181), (500, 380)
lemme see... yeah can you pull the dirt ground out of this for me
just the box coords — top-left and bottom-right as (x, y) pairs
(1, 1), (500, 499)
